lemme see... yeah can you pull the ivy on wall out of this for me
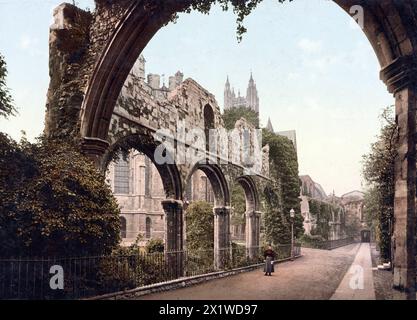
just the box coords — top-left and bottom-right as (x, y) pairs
(263, 129), (304, 238)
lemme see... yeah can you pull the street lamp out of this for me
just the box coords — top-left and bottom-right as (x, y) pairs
(290, 208), (295, 260)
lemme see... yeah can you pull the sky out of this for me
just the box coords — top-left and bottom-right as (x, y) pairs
(0, 0), (393, 196)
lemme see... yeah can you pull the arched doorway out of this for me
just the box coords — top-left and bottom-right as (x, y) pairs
(235, 176), (260, 261)
(104, 133), (184, 278)
(361, 229), (371, 243)
(185, 163), (230, 269)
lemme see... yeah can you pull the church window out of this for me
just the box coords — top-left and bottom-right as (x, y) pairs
(114, 157), (129, 194)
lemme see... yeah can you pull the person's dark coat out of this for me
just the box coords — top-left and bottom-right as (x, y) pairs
(263, 249), (276, 274)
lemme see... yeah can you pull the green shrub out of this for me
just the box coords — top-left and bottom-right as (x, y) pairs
(0, 134), (121, 257)
(146, 238), (164, 253)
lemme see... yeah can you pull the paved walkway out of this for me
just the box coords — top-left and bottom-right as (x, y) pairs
(331, 243), (376, 300)
(136, 243), (365, 300)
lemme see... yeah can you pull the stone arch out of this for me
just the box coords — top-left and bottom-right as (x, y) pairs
(236, 176), (261, 259)
(79, 2), (191, 141)
(236, 176), (259, 213)
(185, 163), (230, 208)
(104, 132), (182, 201)
(185, 162), (230, 269)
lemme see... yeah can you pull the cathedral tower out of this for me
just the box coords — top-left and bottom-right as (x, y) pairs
(224, 76), (233, 110)
(224, 73), (260, 113)
(246, 73), (259, 113)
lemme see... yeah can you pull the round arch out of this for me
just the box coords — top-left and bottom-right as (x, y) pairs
(103, 132), (182, 201)
(185, 163), (230, 208)
(236, 176), (260, 214)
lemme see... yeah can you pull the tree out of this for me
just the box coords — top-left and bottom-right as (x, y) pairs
(263, 185), (290, 245)
(222, 106), (260, 130)
(0, 54), (16, 119)
(231, 183), (246, 226)
(183, 0), (291, 42)
(0, 133), (121, 257)
(363, 186), (379, 236)
(146, 238), (164, 253)
(362, 106), (397, 261)
(185, 201), (214, 252)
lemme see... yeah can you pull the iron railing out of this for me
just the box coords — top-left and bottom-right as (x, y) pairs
(301, 237), (355, 250)
(0, 243), (300, 300)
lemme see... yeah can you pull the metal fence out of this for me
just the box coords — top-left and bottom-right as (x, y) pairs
(326, 237), (355, 250)
(301, 237), (355, 250)
(0, 243), (300, 300)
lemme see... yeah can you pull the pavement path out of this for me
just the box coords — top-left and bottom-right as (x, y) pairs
(136, 243), (369, 300)
(331, 243), (376, 300)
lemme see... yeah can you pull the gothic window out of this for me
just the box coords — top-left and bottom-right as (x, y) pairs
(114, 157), (129, 194)
(146, 217), (152, 239)
(204, 104), (215, 151)
(120, 216), (127, 239)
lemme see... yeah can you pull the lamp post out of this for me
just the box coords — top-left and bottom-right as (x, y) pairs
(290, 208), (295, 260)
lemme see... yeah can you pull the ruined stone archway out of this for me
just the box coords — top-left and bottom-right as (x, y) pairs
(236, 176), (261, 259)
(186, 163), (230, 208)
(104, 132), (183, 201)
(104, 131), (184, 259)
(186, 163), (231, 269)
(236, 176), (259, 213)
(45, 0), (417, 297)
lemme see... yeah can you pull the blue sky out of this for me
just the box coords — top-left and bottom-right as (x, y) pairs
(0, 0), (393, 195)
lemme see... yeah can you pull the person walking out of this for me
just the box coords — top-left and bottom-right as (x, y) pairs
(263, 245), (276, 276)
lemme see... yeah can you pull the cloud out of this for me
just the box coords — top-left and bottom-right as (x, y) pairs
(297, 38), (322, 54)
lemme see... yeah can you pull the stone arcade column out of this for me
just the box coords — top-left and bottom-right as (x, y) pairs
(246, 211), (262, 260)
(381, 56), (417, 299)
(81, 137), (110, 169)
(214, 207), (231, 269)
(162, 199), (184, 278)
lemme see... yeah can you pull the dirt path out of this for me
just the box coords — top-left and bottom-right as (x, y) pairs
(135, 244), (361, 300)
